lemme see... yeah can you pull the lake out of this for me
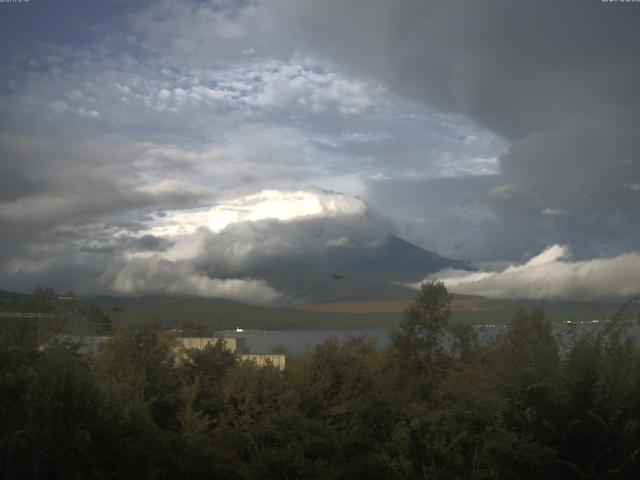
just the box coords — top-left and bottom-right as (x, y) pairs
(219, 321), (640, 356)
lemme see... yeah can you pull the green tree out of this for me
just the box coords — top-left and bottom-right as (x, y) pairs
(87, 305), (112, 334)
(25, 349), (106, 479)
(22, 286), (58, 313)
(93, 327), (182, 430)
(391, 281), (451, 374)
(180, 339), (237, 420)
(449, 322), (478, 361)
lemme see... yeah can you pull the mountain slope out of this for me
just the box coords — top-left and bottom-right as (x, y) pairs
(234, 234), (470, 302)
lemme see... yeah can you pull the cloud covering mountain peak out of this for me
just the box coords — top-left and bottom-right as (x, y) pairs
(142, 188), (368, 237)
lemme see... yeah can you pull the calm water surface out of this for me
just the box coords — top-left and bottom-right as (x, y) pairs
(219, 322), (640, 355)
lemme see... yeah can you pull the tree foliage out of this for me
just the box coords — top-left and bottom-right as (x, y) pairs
(2, 284), (640, 478)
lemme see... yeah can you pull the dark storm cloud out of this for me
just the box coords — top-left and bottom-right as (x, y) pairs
(499, 107), (640, 212)
(101, 209), (392, 304)
(267, 0), (640, 255)
(267, 0), (640, 137)
(79, 235), (173, 255)
(0, 135), (196, 246)
(196, 211), (392, 275)
(362, 176), (557, 262)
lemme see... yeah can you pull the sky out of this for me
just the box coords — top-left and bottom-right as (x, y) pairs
(1, 0), (639, 303)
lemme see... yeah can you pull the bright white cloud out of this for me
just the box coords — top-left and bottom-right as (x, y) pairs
(109, 258), (281, 305)
(408, 245), (640, 301)
(143, 188), (368, 237)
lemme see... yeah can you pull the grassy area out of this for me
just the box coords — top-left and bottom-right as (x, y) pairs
(89, 294), (640, 331)
(93, 295), (402, 331)
(301, 296), (504, 314)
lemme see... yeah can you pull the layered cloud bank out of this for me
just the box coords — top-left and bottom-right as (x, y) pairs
(100, 188), (387, 303)
(110, 264), (281, 305)
(0, 185), (390, 303)
(411, 245), (640, 301)
(2, 0), (639, 302)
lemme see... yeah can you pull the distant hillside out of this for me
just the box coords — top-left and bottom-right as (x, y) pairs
(0, 289), (28, 299)
(82, 295), (403, 331)
(78, 293), (638, 332)
(325, 234), (470, 274)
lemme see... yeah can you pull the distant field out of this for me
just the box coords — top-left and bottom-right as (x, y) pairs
(301, 300), (410, 314)
(82, 294), (639, 331)
(91, 295), (403, 331)
(301, 296), (504, 314)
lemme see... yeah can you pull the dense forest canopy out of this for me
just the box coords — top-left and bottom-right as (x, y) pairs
(2, 284), (640, 479)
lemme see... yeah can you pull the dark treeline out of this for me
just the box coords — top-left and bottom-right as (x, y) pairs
(2, 283), (640, 479)
(0, 287), (113, 337)
(0, 287), (78, 314)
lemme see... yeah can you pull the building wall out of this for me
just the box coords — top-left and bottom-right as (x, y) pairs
(177, 336), (285, 370)
(39, 336), (285, 370)
(178, 337), (239, 352)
